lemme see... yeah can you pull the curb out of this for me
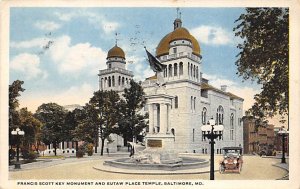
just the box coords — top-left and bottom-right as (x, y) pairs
(272, 163), (289, 180)
(92, 165), (218, 175)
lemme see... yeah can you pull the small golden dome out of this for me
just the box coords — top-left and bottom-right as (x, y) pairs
(107, 45), (125, 59)
(170, 27), (191, 42)
(156, 24), (201, 57)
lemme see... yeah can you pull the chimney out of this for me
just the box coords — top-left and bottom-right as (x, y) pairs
(221, 85), (227, 92)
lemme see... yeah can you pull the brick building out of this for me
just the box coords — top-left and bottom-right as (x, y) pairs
(243, 116), (275, 155)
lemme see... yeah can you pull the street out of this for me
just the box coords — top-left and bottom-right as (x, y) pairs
(9, 155), (288, 180)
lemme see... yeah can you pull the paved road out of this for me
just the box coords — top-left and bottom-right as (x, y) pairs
(9, 155), (288, 180)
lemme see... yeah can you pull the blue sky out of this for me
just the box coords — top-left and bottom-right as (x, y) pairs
(9, 7), (261, 112)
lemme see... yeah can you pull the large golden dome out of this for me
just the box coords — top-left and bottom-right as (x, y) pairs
(107, 45), (125, 59)
(156, 23), (201, 57)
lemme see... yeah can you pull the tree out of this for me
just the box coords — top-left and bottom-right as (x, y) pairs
(35, 103), (67, 156)
(117, 80), (148, 145)
(18, 108), (42, 151)
(73, 90), (121, 155)
(234, 8), (289, 122)
(72, 104), (99, 150)
(9, 80), (25, 147)
(89, 90), (121, 155)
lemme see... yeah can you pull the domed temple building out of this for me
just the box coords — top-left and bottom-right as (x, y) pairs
(98, 16), (244, 154)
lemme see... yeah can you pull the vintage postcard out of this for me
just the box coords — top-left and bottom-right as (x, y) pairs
(1, 0), (299, 189)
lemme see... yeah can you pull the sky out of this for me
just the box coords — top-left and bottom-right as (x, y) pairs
(9, 7), (262, 113)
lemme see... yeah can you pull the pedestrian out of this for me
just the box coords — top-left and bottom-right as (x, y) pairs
(106, 147), (109, 156)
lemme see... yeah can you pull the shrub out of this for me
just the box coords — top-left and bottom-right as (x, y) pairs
(86, 143), (94, 156)
(27, 151), (38, 160)
(21, 149), (29, 159)
(22, 149), (38, 160)
(76, 145), (85, 158)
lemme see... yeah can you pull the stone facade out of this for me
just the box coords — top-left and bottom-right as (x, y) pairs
(141, 17), (244, 154)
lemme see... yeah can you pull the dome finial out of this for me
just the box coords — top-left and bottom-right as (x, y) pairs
(115, 32), (119, 46)
(174, 8), (182, 30)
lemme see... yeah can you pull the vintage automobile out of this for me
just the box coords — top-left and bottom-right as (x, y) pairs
(219, 147), (243, 174)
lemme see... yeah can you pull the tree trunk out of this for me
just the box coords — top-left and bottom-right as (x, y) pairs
(76, 141), (79, 151)
(53, 142), (57, 156)
(100, 138), (105, 156)
(95, 135), (98, 153)
(123, 135), (128, 146)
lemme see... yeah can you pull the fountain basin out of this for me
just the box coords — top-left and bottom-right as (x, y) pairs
(104, 157), (209, 171)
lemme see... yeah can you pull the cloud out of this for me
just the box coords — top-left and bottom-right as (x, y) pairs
(190, 25), (233, 46)
(48, 35), (107, 76)
(203, 73), (261, 113)
(53, 10), (120, 34)
(10, 37), (50, 49)
(10, 53), (48, 80)
(54, 12), (77, 21)
(19, 83), (97, 112)
(34, 21), (61, 31)
(127, 55), (154, 82)
(102, 21), (120, 34)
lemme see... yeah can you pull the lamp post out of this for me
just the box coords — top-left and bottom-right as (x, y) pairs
(201, 117), (224, 180)
(11, 127), (25, 169)
(278, 127), (289, 164)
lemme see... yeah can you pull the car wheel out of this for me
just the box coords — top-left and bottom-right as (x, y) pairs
(219, 164), (225, 174)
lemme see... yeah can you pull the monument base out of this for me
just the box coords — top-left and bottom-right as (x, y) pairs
(130, 133), (181, 164)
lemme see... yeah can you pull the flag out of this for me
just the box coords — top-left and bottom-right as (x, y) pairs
(145, 47), (167, 72)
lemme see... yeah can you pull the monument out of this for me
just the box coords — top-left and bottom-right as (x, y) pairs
(129, 48), (182, 164)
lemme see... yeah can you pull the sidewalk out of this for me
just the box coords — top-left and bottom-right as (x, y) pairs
(9, 152), (128, 172)
(261, 155), (289, 180)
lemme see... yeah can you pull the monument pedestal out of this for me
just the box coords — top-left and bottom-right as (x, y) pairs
(139, 133), (181, 164)
(132, 88), (182, 164)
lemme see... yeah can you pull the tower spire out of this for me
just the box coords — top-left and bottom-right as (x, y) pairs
(115, 32), (118, 46)
(174, 8), (182, 30)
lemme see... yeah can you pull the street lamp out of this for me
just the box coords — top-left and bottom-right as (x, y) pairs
(11, 127), (25, 169)
(201, 117), (224, 180)
(278, 127), (289, 164)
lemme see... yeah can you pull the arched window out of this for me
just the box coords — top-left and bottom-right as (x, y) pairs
(108, 76), (111, 87)
(101, 78), (104, 89)
(191, 96), (193, 110)
(179, 62), (183, 75)
(230, 113), (234, 129)
(171, 128), (175, 136)
(164, 67), (167, 78)
(118, 76), (121, 86)
(188, 63), (190, 75)
(202, 107), (207, 124)
(193, 65), (195, 78)
(196, 66), (199, 79)
(174, 96), (178, 109)
(190, 63), (193, 77)
(230, 113), (234, 140)
(216, 106), (224, 125)
(192, 128), (195, 142)
(168, 64), (173, 77)
(174, 63), (178, 76)
(122, 77), (125, 86)
(171, 128), (175, 141)
(194, 97), (196, 110)
(105, 77), (107, 88)
(126, 78), (128, 84)
(112, 76), (115, 87)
